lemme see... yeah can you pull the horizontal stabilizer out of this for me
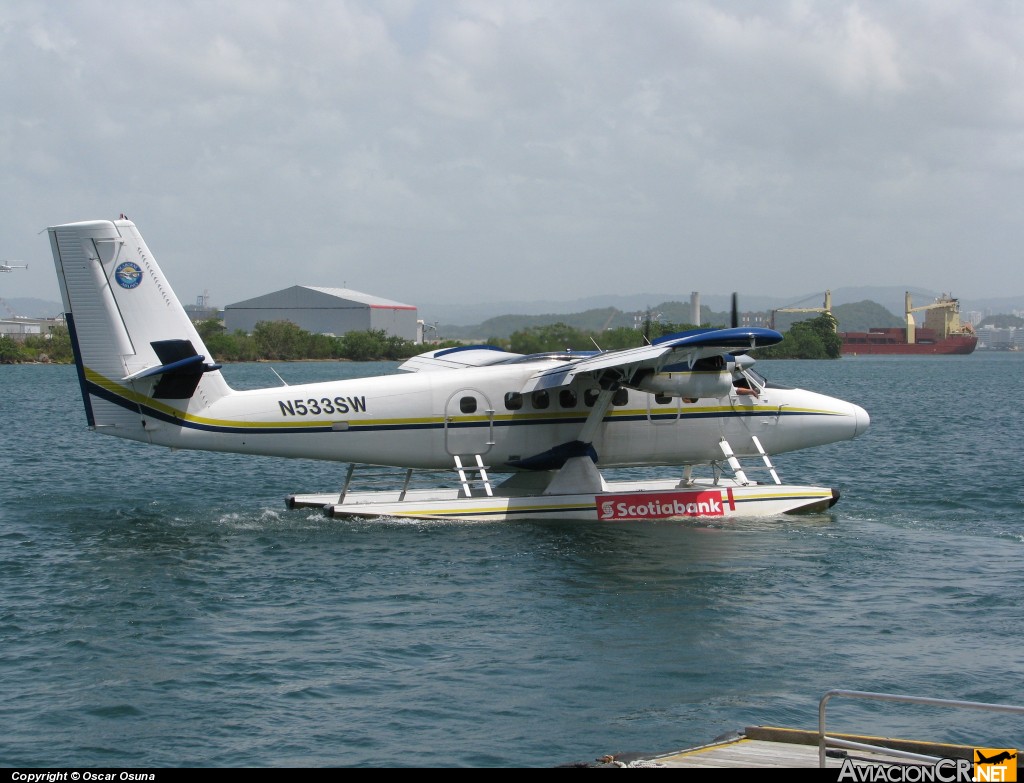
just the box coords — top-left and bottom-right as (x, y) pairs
(123, 353), (213, 381)
(124, 339), (223, 399)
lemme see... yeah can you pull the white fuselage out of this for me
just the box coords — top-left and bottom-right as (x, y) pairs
(124, 358), (868, 471)
(48, 218), (870, 489)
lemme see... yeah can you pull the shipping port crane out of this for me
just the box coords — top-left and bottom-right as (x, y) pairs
(769, 291), (833, 330)
(904, 292), (968, 344)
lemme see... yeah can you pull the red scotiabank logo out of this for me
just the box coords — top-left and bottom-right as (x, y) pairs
(597, 490), (730, 520)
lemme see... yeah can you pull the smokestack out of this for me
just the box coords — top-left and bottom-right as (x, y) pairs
(690, 292), (701, 326)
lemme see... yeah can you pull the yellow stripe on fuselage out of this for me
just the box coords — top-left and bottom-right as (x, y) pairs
(86, 367), (848, 434)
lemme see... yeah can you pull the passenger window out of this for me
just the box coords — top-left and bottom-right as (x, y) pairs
(612, 388), (628, 406)
(584, 388), (600, 407)
(531, 390), (550, 409)
(654, 393), (672, 405)
(504, 392), (523, 410)
(559, 389), (577, 408)
(460, 396), (477, 414)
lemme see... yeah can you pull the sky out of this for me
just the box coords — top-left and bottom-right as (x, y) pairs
(1, 0), (1022, 316)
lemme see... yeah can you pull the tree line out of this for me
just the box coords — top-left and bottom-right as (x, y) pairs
(193, 320), (449, 362)
(0, 321), (450, 364)
(0, 313), (841, 365)
(491, 312), (841, 359)
(0, 327), (73, 363)
(754, 314), (842, 359)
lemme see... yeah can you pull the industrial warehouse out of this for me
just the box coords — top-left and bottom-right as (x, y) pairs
(223, 285), (419, 342)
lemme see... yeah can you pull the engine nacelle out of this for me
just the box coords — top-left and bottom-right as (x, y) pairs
(631, 370), (734, 399)
(629, 355), (736, 399)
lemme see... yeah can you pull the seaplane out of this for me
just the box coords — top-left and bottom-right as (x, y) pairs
(47, 217), (870, 523)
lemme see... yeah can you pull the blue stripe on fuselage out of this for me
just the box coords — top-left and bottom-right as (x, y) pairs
(85, 380), (835, 437)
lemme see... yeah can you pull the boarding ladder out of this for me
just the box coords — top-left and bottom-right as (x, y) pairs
(684, 436), (782, 487)
(453, 455), (494, 498)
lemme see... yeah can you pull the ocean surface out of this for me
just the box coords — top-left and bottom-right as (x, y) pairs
(1, 353), (1021, 767)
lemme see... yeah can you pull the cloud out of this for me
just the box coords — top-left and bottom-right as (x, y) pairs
(2, 0), (1021, 314)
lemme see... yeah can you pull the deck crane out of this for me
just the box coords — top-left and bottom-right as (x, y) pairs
(904, 292), (968, 344)
(769, 291), (833, 330)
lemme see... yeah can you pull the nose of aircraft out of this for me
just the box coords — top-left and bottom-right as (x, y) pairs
(808, 394), (870, 447)
(853, 403), (870, 438)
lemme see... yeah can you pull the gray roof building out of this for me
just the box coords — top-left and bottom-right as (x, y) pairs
(224, 285), (418, 341)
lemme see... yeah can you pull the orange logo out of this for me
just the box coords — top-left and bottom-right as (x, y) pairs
(974, 748), (1017, 782)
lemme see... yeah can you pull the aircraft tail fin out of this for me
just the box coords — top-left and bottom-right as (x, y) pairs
(48, 217), (232, 439)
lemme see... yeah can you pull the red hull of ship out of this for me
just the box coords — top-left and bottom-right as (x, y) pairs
(841, 328), (977, 355)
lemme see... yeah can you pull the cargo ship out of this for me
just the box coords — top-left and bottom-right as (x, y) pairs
(841, 293), (977, 355)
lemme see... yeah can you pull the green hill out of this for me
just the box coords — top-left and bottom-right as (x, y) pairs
(440, 300), (908, 342)
(832, 300), (904, 332)
(440, 301), (743, 341)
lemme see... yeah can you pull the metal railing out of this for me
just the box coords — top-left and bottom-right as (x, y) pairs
(818, 689), (1024, 768)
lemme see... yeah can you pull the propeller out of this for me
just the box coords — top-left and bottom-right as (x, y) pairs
(731, 292), (739, 329)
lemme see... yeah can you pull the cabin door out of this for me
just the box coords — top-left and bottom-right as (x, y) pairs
(728, 389), (781, 437)
(647, 395), (681, 424)
(444, 388), (495, 457)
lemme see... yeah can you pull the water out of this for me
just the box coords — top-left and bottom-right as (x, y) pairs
(1, 354), (1021, 767)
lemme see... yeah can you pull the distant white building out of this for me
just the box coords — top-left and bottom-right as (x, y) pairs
(976, 325), (1023, 351)
(0, 317), (44, 339)
(223, 286), (418, 341)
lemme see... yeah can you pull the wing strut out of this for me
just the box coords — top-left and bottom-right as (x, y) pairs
(578, 387), (616, 445)
(504, 382), (618, 471)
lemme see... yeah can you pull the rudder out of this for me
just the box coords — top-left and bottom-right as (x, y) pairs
(49, 217), (231, 439)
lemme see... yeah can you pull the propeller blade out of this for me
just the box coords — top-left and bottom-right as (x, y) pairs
(731, 293), (739, 329)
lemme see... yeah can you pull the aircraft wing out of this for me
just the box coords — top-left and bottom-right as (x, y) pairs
(399, 344), (524, 372)
(520, 327), (782, 392)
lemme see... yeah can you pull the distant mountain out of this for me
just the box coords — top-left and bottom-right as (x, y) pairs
(10, 287), (1019, 336)
(423, 287), (1022, 328)
(424, 293), (772, 326)
(431, 287), (1024, 342)
(2, 298), (64, 318)
(832, 301), (905, 333)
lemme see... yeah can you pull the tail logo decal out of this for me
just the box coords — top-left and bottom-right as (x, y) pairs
(114, 261), (143, 289)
